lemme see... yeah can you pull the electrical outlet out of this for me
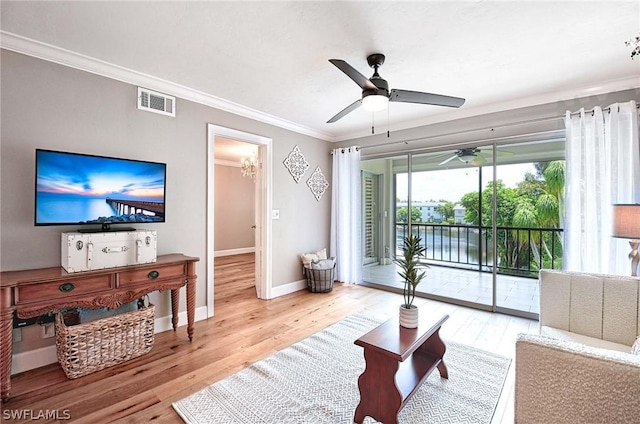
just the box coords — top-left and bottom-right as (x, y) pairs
(12, 328), (22, 343)
(41, 323), (55, 339)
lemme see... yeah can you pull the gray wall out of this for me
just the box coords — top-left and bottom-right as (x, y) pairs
(0, 50), (332, 321)
(214, 163), (255, 252)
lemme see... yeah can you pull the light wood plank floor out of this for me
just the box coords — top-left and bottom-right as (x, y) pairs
(2, 253), (538, 423)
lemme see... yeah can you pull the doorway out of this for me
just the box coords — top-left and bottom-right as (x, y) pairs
(207, 124), (273, 318)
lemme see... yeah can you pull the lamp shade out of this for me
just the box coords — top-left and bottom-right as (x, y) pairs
(612, 204), (640, 238)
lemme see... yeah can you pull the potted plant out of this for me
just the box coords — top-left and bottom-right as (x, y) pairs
(394, 234), (429, 328)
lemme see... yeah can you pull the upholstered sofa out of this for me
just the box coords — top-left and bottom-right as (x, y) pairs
(515, 270), (640, 423)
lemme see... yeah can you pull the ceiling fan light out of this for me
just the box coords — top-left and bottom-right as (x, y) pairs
(362, 94), (389, 112)
(458, 154), (476, 162)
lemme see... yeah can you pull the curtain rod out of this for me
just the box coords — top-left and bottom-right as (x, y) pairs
(357, 114), (563, 151)
(358, 130), (565, 160)
(332, 146), (361, 154)
(568, 103), (639, 117)
(354, 102), (639, 152)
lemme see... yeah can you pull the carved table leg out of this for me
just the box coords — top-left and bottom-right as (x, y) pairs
(1, 287), (15, 403)
(170, 288), (179, 331)
(186, 276), (195, 342)
(354, 349), (402, 424)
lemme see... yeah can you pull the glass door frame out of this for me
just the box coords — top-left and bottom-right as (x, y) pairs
(361, 143), (547, 320)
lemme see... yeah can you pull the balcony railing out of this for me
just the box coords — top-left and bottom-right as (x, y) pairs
(395, 223), (563, 278)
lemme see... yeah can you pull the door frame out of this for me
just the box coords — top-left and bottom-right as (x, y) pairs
(207, 124), (273, 318)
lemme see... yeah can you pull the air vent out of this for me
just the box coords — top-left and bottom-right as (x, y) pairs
(137, 87), (175, 117)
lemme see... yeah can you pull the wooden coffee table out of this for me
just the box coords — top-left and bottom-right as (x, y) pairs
(353, 314), (449, 424)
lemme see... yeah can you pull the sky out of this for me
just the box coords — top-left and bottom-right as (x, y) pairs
(396, 162), (537, 203)
(36, 150), (165, 199)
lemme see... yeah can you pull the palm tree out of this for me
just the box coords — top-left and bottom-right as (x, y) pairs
(542, 161), (565, 230)
(512, 161), (565, 271)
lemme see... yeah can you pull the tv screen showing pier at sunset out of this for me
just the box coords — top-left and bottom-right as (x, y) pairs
(35, 149), (166, 227)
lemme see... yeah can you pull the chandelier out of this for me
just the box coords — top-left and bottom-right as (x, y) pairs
(241, 155), (258, 181)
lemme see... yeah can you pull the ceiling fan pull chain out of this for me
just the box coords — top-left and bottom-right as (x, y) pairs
(371, 112), (375, 134)
(387, 106), (390, 138)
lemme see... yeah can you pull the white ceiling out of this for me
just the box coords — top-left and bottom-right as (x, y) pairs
(1, 1), (639, 142)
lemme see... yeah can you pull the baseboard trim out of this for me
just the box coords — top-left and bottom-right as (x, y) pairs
(11, 345), (58, 376)
(214, 247), (255, 257)
(11, 305), (209, 375)
(270, 279), (307, 298)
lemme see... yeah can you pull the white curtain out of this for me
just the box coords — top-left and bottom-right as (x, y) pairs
(330, 147), (362, 284)
(564, 100), (640, 274)
(608, 101), (640, 275)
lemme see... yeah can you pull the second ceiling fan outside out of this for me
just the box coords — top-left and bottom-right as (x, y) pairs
(438, 148), (515, 166)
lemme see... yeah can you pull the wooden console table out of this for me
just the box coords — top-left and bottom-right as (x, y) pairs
(0, 253), (199, 402)
(354, 314), (449, 424)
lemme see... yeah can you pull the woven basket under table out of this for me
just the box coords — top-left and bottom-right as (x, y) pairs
(55, 304), (155, 379)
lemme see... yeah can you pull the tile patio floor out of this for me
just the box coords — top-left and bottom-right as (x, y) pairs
(363, 262), (540, 314)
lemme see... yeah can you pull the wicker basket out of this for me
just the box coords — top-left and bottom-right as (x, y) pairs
(303, 263), (336, 293)
(55, 303), (155, 379)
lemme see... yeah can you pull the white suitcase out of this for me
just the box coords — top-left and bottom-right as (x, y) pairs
(61, 230), (157, 273)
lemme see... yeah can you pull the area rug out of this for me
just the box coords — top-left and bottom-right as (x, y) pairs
(173, 314), (511, 424)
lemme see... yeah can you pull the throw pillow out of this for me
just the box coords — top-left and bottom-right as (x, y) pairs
(310, 257), (335, 270)
(632, 336), (640, 355)
(300, 248), (328, 266)
(300, 253), (317, 267)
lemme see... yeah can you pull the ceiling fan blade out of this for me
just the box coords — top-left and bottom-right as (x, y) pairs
(329, 59), (377, 90)
(327, 99), (362, 123)
(495, 149), (514, 157)
(389, 89), (465, 108)
(438, 155), (458, 166)
(477, 149), (515, 159)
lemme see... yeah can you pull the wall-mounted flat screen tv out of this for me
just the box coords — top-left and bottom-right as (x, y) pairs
(35, 149), (166, 230)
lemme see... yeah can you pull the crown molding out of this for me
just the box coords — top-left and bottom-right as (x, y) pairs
(0, 31), (335, 142)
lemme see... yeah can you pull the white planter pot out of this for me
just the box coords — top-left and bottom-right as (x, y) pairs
(399, 304), (419, 328)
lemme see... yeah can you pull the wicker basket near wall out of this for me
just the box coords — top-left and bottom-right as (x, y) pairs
(55, 303), (155, 379)
(303, 264), (336, 293)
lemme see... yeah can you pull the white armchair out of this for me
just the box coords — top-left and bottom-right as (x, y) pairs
(515, 270), (640, 423)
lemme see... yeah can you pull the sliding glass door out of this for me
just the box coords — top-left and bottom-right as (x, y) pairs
(407, 147), (494, 306)
(361, 138), (565, 318)
(493, 139), (565, 314)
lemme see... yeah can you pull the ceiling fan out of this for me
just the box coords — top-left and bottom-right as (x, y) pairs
(438, 148), (514, 166)
(327, 53), (465, 123)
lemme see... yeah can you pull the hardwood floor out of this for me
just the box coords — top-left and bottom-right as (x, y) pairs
(2, 253), (538, 423)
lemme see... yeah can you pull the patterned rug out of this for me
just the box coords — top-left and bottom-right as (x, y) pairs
(173, 314), (511, 424)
